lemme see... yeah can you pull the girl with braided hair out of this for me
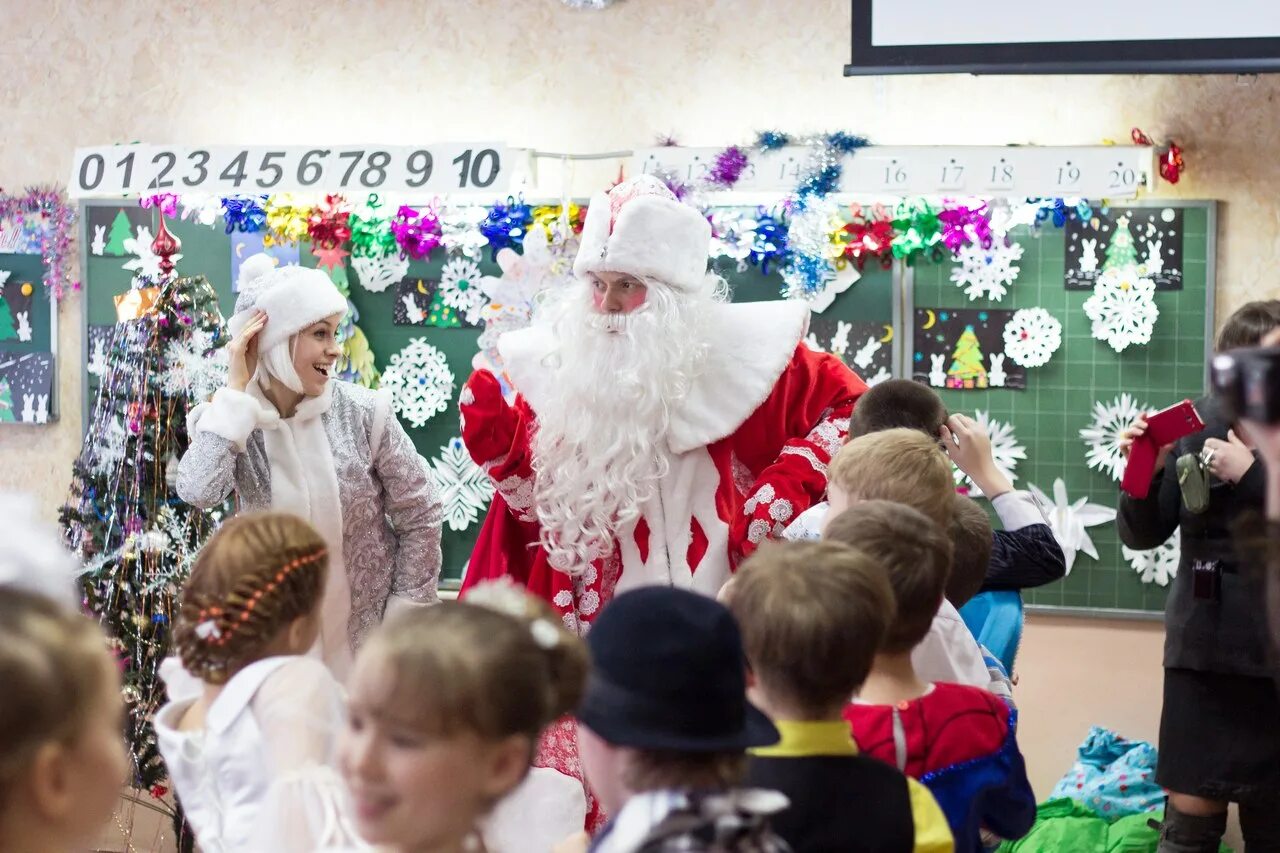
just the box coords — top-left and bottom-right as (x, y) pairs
(155, 511), (363, 853)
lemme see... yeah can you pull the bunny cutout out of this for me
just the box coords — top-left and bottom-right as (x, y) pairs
(35, 395), (48, 424)
(21, 394), (34, 423)
(1079, 237), (1099, 274)
(91, 225), (106, 256)
(989, 352), (1007, 388)
(929, 353), (947, 387)
(15, 311), (31, 343)
(852, 336), (882, 370)
(1145, 239), (1164, 275)
(401, 294), (426, 325)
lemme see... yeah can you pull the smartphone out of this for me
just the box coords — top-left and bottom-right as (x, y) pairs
(1121, 399), (1205, 499)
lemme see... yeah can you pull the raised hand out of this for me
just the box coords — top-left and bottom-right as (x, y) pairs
(227, 310), (267, 392)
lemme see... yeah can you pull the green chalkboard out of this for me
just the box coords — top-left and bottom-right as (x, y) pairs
(80, 201), (895, 588)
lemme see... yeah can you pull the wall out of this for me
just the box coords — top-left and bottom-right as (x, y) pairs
(0, 0), (1273, 846)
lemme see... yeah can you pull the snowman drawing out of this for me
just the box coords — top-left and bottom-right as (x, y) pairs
(91, 225), (106, 256)
(989, 352), (1007, 388)
(1079, 238), (1099, 274)
(928, 353), (947, 387)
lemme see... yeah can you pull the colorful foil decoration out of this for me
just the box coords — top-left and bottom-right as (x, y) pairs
(749, 209), (789, 276)
(825, 131), (870, 155)
(0, 186), (79, 299)
(307, 194), (352, 249)
(1034, 198), (1071, 228)
(221, 196), (267, 234)
(756, 130), (791, 152)
(531, 204), (585, 240)
(140, 193), (179, 218)
(479, 196), (533, 260)
(891, 199), (944, 264)
(263, 194), (312, 247)
(391, 203), (444, 261)
(707, 146), (750, 189)
(841, 204), (895, 270)
(937, 204), (994, 253)
(349, 195), (398, 258)
(1132, 127), (1186, 185)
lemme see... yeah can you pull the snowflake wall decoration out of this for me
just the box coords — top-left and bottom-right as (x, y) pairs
(1002, 308), (1063, 368)
(380, 338), (455, 429)
(1027, 479), (1117, 575)
(440, 256), (487, 325)
(426, 437), (495, 532)
(949, 237), (1024, 302)
(1082, 267), (1159, 352)
(161, 328), (228, 401)
(1079, 393), (1147, 482)
(1123, 528), (1180, 587)
(352, 253), (409, 293)
(122, 226), (182, 281)
(953, 409), (1027, 496)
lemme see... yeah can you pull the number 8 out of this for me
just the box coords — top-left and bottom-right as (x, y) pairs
(361, 151), (391, 188)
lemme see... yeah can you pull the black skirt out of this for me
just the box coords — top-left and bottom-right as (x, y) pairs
(1158, 667), (1280, 804)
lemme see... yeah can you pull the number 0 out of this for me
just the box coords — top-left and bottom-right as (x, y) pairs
(79, 154), (105, 191)
(470, 149), (500, 188)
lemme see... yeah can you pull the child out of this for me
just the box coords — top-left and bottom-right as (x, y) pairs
(828, 502), (1036, 853)
(947, 496), (1014, 704)
(729, 540), (955, 852)
(820, 429), (990, 689)
(339, 581), (589, 853)
(785, 380), (1065, 593)
(156, 511), (361, 853)
(575, 586), (789, 852)
(0, 587), (128, 853)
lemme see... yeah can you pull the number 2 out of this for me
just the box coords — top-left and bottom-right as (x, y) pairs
(150, 151), (176, 189)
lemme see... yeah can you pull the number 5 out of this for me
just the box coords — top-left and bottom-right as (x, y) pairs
(256, 151), (285, 188)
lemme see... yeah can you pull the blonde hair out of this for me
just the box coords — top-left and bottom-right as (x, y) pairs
(729, 541), (895, 715)
(823, 501), (953, 654)
(173, 512), (328, 685)
(828, 428), (955, 530)
(359, 582), (588, 744)
(0, 589), (112, 805)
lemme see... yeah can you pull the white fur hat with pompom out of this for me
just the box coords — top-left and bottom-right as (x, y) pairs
(227, 255), (348, 353)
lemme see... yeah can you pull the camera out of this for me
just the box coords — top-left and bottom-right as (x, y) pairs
(1211, 346), (1280, 424)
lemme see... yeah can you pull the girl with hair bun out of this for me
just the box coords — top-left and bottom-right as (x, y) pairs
(177, 254), (441, 680)
(156, 511), (363, 853)
(338, 581), (589, 853)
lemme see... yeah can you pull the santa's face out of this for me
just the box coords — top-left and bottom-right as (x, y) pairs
(589, 271), (648, 319)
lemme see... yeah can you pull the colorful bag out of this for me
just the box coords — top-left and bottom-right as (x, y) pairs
(1048, 727), (1163, 820)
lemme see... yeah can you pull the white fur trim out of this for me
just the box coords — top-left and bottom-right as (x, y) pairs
(190, 388), (275, 451)
(500, 299), (809, 455)
(573, 193), (712, 293)
(228, 265), (348, 352)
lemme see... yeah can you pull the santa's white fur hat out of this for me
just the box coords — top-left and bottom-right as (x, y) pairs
(573, 175), (712, 293)
(227, 254), (347, 353)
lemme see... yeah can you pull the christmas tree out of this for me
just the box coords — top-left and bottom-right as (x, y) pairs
(0, 377), (13, 422)
(61, 219), (230, 802)
(427, 288), (462, 328)
(1104, 215), (1139, 271)
(105, 210), (133, 256)
(947, 325), (988, 389)
(0, 296), (14, 340)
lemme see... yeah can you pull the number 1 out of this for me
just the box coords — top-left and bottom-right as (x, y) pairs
(116, 152), (136, 188)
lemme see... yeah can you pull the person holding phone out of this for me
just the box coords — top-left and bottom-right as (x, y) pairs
(1117, 301), (1280, 852)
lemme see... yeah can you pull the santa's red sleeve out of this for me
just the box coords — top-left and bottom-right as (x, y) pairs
(729, 346), (867, 561)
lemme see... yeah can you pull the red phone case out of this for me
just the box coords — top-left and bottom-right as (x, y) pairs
(1121, 400), (1205, 499)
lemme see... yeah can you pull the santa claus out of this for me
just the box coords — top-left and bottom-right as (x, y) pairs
(459, 175), (866, 627)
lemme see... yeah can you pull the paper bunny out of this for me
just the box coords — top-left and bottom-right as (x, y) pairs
(401, 294), (426, 324)
(852, 336), (881, 370)
(21, 394), (34, 423)
(91, 225), (106, 256)
(1079, 238), (1099, 274)
(831, 321), (853, 357)
(16, 311), (31, 342)
(929, 353), (947, 387)
(35, 395), (48, 424)
(1145, 239), (1164, 275)
(989, 352), (1007, 388)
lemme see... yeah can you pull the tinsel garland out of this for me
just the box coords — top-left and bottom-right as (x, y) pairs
(0, 186), (79, 299)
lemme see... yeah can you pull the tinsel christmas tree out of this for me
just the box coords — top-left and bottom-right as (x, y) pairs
(61, 218), (230, 796)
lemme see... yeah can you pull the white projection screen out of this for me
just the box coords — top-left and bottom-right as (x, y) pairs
(846, 0), (1280, 75)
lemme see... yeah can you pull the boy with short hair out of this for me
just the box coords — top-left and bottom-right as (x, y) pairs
(947, 495), (1014, 705)
(827, 502), (1036, 853)
(729, 540), (954, 852)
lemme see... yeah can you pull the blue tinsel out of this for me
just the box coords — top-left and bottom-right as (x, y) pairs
(783, 253), (833, 297)
(756, 130), (791, 152)
(749, 211), (789, 276)
(826, 131), (870, 154)
(795, 164), (842, 204)
(222, 196), (267, 234)
(480, 196), (533, 261)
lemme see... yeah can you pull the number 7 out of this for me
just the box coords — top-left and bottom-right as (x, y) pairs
(338, 150), (364, 186)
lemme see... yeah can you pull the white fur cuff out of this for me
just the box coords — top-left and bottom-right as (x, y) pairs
(194, 388), (265, 451)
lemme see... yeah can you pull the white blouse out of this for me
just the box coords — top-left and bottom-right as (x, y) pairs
(156, 656), (366, 853)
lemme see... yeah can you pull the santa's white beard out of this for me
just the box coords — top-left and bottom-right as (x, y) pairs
(531, 280), (714, 575)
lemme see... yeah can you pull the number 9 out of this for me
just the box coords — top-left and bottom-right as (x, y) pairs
(406, 150), (434, 188)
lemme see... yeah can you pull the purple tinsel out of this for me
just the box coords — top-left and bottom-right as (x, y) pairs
(0, 186), (79, 299)
(707, 145), (750, 189)
(749, 210), (789, 276)
(140, 193), (179, 218)
(938, 204), (994, 253)
(479, 197), (533, 260)
(390, 204), (443, 261)
(222, 196), (267, 234)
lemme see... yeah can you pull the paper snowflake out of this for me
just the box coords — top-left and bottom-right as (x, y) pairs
(954, 410), (1027, 495)
(950, 237), (1024, 301)
(473, 240), (570, 380)
(352, 253), (408, 293)
(1028, 479), (1117, 575)
(380, 338), (455, 429)
(1082, 267), (1159, 352)
(1080, 393), (1147, 482)
(439, 256), (487, 324)
(426, 437), (495, 532)
(91, 417), (129, 477)
(122, 226), (181, 281)
(162, 329), (228, 401)
(1123, 528), (1180, 587)
(1002, 308), (1063, 368)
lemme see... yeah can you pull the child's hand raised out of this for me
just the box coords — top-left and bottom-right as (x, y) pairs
(942, 413), (1014, 498)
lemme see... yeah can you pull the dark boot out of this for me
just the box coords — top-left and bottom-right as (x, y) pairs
(1240, 798), (1280, 853)
(1155, 801), (1226, 853)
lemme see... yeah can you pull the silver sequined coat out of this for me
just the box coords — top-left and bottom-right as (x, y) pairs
(176, 381), (442, 651)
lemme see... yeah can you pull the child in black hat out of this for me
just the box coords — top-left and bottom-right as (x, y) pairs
(573, 586), (791, 853)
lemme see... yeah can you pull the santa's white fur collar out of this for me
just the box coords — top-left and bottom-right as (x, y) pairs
(499, 300), (809, 455)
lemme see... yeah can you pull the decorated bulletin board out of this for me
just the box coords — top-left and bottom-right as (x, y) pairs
(0, 251), (55, 424)
(80, 200), (894, 588)
(908, 201), (1214, 616)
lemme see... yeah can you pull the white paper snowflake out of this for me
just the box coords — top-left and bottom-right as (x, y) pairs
(426, 437), (495, 532)
(352, 253), (409, 293)
(439, 256), (487, 324)
(1003, 308), (1063, 368)
(122, 226), (181, 281)
(91, 417), (129, 477)
(1028, 479), (1117, 575)
(949, 237), (1024, 301)
(1079, 393), (1147, 482)
(162, 329), (228, 401)
(953, 410), (1027, 496)
(380, 338), (455, 429)
(1123, 528), (1180, 587)
(1082, 267), (1159, 352)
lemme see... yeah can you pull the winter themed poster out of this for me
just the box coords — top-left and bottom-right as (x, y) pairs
(913, 308), (1025, 391)
(0, 272), (35, 343)
(1065, 207), (1183, 291)
(806, 318), (893, 386)
(87, 206), (150, 258)
(230, 231), (299, 291)
(0, 352), (53, 424)
(393, 276), (479, 328)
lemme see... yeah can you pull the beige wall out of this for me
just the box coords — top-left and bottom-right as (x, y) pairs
(1, 1), (1274, 845)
